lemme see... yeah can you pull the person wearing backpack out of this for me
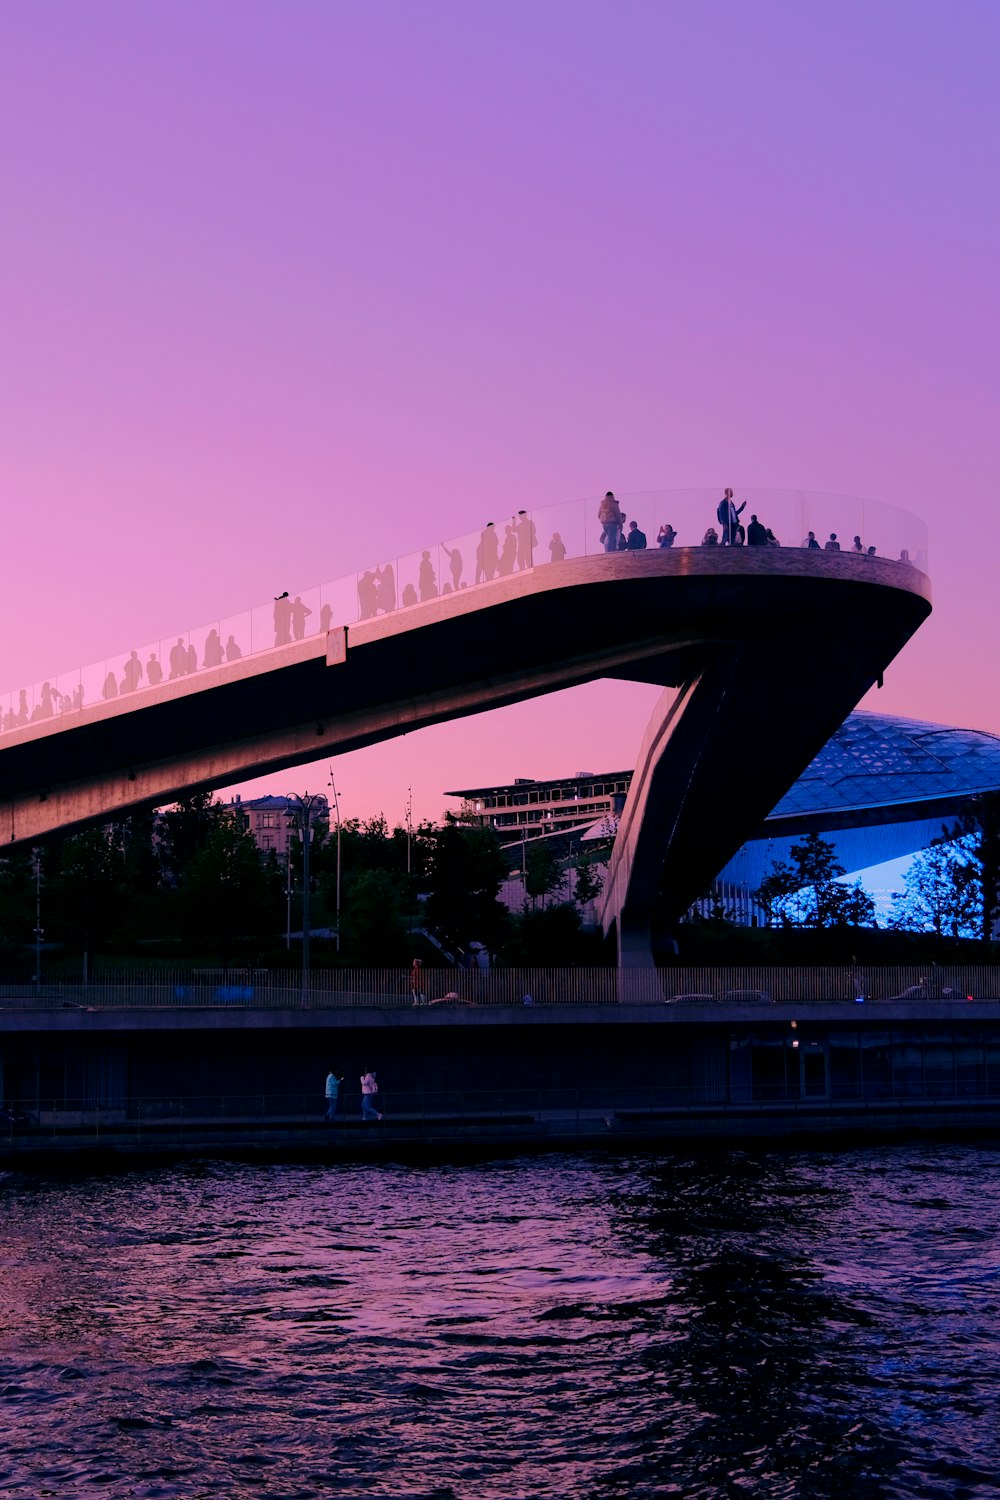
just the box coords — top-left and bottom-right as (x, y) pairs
(716, 488), (745, 545)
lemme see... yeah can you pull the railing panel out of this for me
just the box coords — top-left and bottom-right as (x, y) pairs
(0, 489), (928, 741)
(1, 965), (998, 1010)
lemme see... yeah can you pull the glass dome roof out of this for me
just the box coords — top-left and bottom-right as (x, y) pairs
(770, 711), (1000, 823)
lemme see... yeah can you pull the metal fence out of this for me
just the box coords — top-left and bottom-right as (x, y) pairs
(2, 965), (1000, 1009)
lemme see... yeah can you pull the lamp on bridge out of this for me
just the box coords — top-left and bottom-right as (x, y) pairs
(327, 770), (342, 955)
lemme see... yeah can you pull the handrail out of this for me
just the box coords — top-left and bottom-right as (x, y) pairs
(0, 963), (995, 1008)
(1, 487), (928, 732)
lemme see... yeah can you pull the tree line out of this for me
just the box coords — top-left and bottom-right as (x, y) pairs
(2, 791), (995, 973)
(0, 798), (608, 973)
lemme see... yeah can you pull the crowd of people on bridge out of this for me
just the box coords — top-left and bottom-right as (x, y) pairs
(2, 492), (920, 731)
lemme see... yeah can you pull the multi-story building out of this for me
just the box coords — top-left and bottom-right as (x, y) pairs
(445, 771), (629, 846)
(226, 794), (329, 858)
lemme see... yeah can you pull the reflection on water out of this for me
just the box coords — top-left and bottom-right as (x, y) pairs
(2, 1145), (997, 1499)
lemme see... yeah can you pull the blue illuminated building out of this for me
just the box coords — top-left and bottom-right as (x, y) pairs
(717, 711), (1000, 896)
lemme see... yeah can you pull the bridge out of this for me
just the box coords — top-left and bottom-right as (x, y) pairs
(0, 489), (931, 965)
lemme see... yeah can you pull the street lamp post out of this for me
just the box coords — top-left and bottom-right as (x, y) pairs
(285, 843), (293, 951)
(406, 785), (412, 876)
(328, 770), (342, 954)
(32, 848), (42, 987)
(285, 792), (325, 995)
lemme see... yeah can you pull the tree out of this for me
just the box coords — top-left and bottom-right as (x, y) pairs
(340, 868), (413, 963)
(46, 827), (120, 957)
(524, 841), (564, 908)
(181, 807), (281, 960)
(0, 847), (38, 963)
(955, 793), (1000, 945)
(573, 858), (604, 910)
(424, 823), (509, 951)
(756, 832), (876, 929)
(157, 793), (218, 886)
(505, 902), (584, 963)
(890, 837), (980, 938)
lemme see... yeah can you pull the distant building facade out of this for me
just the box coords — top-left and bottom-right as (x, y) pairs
(226, 794), (329, 858)
(445, 771), (629, 846)
(446, 713), (1000, 926)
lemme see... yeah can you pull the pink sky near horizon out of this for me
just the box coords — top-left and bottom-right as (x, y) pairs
(2, 0), (998, 828)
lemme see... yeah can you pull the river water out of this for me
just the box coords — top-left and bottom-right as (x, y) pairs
(2, 1145), (999, 1499)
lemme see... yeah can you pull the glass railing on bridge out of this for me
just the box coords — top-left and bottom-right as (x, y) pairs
(0, 488), (929, 734)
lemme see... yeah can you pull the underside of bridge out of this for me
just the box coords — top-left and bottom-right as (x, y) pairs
(0, 550), (930, 966)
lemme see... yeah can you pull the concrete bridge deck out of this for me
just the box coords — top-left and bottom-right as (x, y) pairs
(0, 544), (930, 960)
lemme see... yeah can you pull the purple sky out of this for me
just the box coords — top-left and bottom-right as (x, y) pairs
(2, 1), (997, 826)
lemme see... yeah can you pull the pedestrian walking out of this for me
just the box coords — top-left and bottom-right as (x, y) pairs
(324, 1068), (342, 1121)
(411, 958), (426, 1005)
(361, 1069), (382, 1121)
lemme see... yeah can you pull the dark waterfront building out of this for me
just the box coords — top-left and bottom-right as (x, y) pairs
(4, 987), (1000, 1161)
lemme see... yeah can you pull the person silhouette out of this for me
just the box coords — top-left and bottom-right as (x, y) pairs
(716, 488), (745, 546)
(357, 571), (379, 620)
(514, 510), (537, 570)
(186, 643), (198, 674)
(102, 671), (118, 700)
(204, 629), (224, 668)
(376, 564), (396, 613)
(72, 684), (84, 710)
(225, 634), (243, 661)
(121, 651), (143, 692)
(273, 592), (293, 644)
(442, 544), (464, 590)
(169, 638), (188, 678)
(290, 597), (312, 640)
(146, 653), (163, 685)
(498, 526), (517, 577)
(478, 522), (499, 582)
(418, 550), (438, 601)
(549, 532), (566, 562)
(401, 582), (418, 607)
(319, 604), (333, 634)
(32, 682), (56, 719)
(598, 492), (622, 552)
(16, 690), (29, 725)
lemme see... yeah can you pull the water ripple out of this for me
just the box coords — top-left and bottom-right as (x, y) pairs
(2, 1145), (1000, 1497)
